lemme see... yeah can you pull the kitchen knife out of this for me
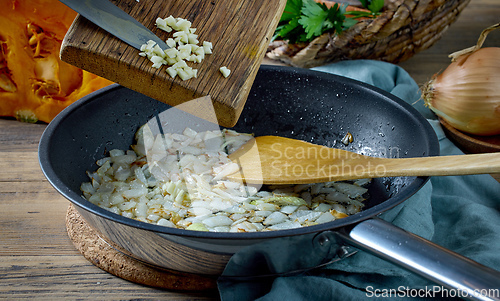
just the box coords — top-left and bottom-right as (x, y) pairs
(59, 0), (168, 50)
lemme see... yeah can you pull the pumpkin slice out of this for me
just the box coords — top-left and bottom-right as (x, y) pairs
(0, 0), (112, 123)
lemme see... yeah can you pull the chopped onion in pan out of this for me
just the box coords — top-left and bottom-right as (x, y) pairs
(81, 126), (371, 232)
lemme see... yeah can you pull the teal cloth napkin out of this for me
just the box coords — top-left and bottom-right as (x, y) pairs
(217, 60), (500, 300)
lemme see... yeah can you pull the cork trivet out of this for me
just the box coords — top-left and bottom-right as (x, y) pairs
(65, 204), (217, 291)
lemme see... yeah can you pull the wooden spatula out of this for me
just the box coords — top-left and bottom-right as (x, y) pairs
(59, 0), (286, 127)
(227, 136), (500, 184)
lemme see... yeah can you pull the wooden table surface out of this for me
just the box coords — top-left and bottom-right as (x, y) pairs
(1, 1), (499, 299)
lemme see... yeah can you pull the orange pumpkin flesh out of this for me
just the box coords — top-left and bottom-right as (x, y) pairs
(0, 0), (113, 123)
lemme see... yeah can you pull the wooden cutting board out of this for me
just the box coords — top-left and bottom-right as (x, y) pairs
(60, 0), (286, 127)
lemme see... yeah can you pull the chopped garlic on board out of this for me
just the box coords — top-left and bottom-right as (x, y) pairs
(139, 16), (227, 81)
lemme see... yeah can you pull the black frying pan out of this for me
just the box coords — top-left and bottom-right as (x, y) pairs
(38, 65), (500, 297)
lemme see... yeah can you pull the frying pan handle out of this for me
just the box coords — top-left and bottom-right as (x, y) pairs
(335, 218), (500, 301)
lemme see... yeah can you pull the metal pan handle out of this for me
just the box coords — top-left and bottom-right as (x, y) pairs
(335, 218), (500, 301)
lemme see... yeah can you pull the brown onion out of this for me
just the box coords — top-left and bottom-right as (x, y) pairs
(423, 23), (500, 136)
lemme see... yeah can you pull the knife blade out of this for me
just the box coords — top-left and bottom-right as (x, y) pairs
(59, 0), (169, 50)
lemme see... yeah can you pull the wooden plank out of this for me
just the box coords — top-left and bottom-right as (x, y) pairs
(61, 0), (286, 128)
(0, 180), (74, 255)
(492, 174), (500, 182)
(0, 255), (217, 300)
(0, 119), (46, 152)
(0, 152), (45, 182)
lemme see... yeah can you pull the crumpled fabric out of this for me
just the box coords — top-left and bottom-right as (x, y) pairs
(217, 60), (500, 301)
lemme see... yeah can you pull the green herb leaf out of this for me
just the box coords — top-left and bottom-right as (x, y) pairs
(280, 0), (303, 22)
(359, 0), (384, 13)
(343, 16), (359, 28)
(325, 2), (348, 33)
(275, 0), (308, 43)
(275, 17), (308, 43)
(274, 0), (383, 44)
(298, 0), (330, 40)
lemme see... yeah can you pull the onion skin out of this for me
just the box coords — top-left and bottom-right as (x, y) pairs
(423, 47), (500, 136)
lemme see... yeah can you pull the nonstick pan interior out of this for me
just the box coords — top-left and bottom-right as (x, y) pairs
(39, 65), (439, 240)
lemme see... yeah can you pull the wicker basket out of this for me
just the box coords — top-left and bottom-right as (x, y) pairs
(266, 0), (471, 68)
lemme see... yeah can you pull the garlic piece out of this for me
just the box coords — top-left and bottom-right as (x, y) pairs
(219, 66), (231, 78)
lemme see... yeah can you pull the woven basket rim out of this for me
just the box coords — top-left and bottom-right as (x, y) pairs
(267, 0), (471, 68)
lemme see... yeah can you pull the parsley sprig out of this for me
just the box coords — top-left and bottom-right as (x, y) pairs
(275, 0), (383, 44)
